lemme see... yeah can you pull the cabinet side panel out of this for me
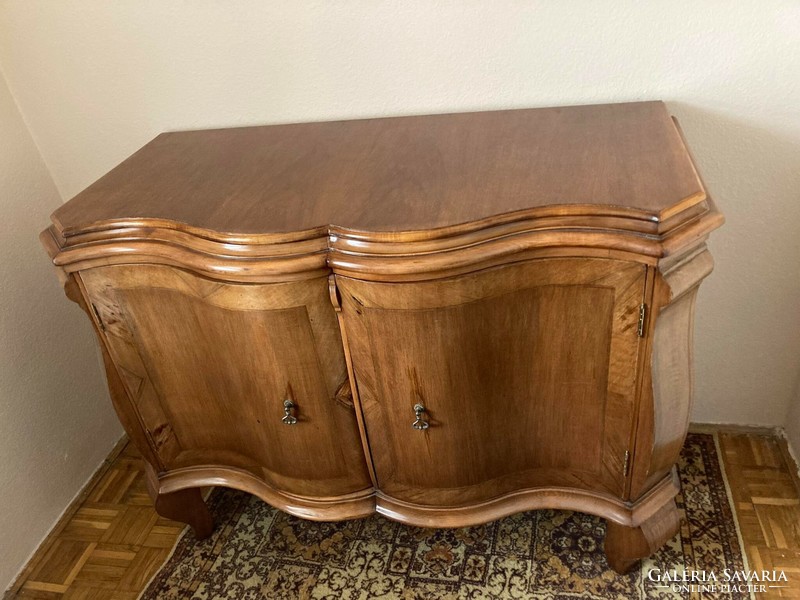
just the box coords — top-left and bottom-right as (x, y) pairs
(648, 290), (697, 481)
(69, 274), (166, 471)
(630, 248), (714, 498)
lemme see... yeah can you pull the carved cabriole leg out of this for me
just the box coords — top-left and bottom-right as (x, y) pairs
(144, 463), (214, 539)
(605, 498), (681, 574)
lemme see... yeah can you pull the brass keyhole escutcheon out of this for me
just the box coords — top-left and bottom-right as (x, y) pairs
(412, 403), (429, 430)
(282, 399), (298, 425)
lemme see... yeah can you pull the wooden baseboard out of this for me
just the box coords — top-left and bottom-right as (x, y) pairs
(689, 422), (777, 435)
(777, 432), (800, 497)
(4, 435), (129, 598)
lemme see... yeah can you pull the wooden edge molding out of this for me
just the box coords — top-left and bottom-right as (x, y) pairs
(42, 200), (723, 283)
(660, 246), (715, 301)
(52, 216), (330, 245)
(374, 472), (679, 530)
(52, 201), (679, 246)
(154, 465), (376, 522)
(149, 464), (680, 532)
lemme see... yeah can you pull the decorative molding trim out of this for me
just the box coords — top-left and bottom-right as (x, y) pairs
(42, 199), (723, 284)
(155, 465), (376, 522)
(375, 471), (679, 529)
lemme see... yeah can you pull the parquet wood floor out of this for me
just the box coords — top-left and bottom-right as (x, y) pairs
(4, 429), (800, 599)
(715, 430), (800, 598)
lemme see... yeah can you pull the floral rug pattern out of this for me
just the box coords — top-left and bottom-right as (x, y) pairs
(140, 433), (748, 599)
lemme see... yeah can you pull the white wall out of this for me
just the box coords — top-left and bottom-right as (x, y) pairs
(0, 68), (123, 591)
(0, 0), (798, 537)
(2, 1), (798, 430)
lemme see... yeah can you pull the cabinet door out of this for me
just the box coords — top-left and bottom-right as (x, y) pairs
(338, 258), (646, 507)
(80, 265), (371, 499)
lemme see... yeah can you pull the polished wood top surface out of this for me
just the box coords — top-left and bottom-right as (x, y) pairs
(52, 101), (706, 239)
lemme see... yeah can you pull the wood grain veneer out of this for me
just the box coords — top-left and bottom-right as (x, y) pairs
(41, 101), (723, 573)
(52, 101), (704, 238)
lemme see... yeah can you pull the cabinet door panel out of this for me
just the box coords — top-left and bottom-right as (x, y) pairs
(80, 265), (371, 498)
(338, 258), (645, 506)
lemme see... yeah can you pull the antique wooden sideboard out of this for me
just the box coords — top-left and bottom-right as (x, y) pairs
(41, 101), (723, 573)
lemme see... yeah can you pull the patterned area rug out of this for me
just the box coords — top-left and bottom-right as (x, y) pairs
(140, 433), (749, 599)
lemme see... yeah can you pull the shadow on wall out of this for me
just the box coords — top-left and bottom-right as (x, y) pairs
(667, 101), (800, 427)
(0, 71), (124, 591)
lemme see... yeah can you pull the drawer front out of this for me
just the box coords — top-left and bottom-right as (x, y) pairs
(338, 257), (646, 506)
(80, 265), (371, 499)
